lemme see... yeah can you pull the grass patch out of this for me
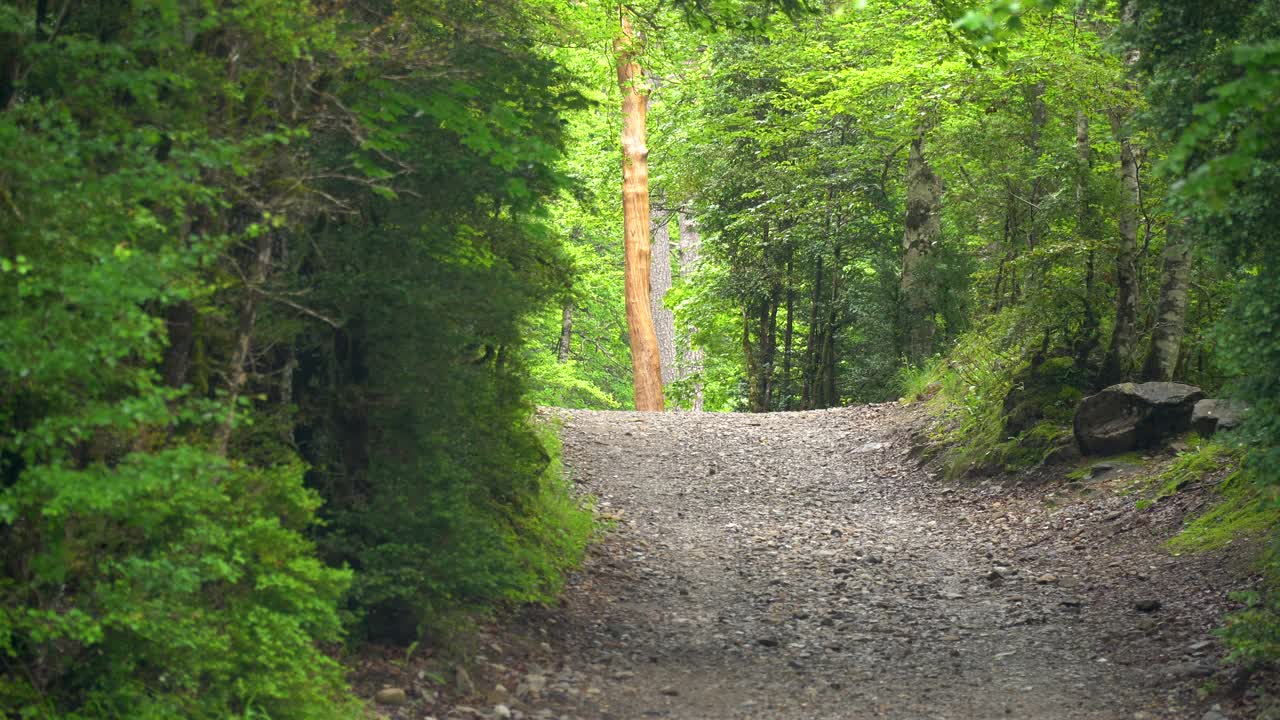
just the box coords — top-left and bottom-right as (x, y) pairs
(1158, 439), (1242, 500)
(1170, 469), (1277, 554)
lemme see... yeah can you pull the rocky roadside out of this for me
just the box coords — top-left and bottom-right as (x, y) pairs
(352, 402), (1268, 720)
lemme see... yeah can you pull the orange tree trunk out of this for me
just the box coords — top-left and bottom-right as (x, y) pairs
(616, 9), (664, 411)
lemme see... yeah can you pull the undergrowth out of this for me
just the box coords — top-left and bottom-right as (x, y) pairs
(895, 312), (1081, 478)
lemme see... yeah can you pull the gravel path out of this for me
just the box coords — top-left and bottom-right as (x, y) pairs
(361, 403), (1252, 719)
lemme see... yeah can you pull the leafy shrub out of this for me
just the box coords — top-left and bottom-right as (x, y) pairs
(0, 3), (360, 716)
(1, 458), (354, 719)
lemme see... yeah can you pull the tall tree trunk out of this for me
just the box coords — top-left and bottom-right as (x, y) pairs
(616, 9), (663, 411)
(1074, 111), (1101, 371)
(743, 307), (762, 412)
(1099, 0), (1143, 385)
(802, 255), (824, 409)
(1100, 129), (1141, 386)
(761, 295), (778, 411)
(650, 210), (677, 384)
(557, 302), (573, 363)
(676, 211), (704, 409)
(899, 131), (943, 364)
(1141, 223), (1192, 381)
(820, 313), (838, 408)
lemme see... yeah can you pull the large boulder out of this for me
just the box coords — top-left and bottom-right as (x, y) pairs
(1192, 399), (1248, 437)
(1073, 382), (1204, 455)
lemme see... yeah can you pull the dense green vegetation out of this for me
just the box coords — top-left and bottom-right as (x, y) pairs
(0, 0), (597, 716)
(0, 0), (1277, 715)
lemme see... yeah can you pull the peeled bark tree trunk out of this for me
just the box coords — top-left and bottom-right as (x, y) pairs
(616, 9), (663, 411)
(1099, 131), (1141, 386)
(1141, 223), (1192, 381)
(899, 132), (943, 364)
(649, 210), (677, 385)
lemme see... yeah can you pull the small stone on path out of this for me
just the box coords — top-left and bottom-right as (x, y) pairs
(374, 687), (408, 706)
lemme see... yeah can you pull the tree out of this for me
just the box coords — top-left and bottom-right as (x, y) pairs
(899, 130), (944, 364)
(1098, 125), (1142, 386)
(1140, 222), (1192, 381)
(617, 7), (666, 411)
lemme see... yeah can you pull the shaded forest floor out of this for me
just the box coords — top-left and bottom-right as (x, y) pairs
(355, 403), (1271, 719)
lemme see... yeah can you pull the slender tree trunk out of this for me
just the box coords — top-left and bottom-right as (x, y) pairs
(802, 255), (824, 409)
(557, 302), (574, 362)
(761, 296), (778, 410)
(991, 252), (1007, 314)
(676, 211), (704, 409)
(1074, 111), (1101, 371)
(899, 131), (943, 364)
(1024, 81), (1047, 252)
(214, 233), (272, 454)
(743, 306), (762, 412)
(820, 313), (838, 408)
(1099, 0), (1143, 386)
(782, 251), (795, 410)
(616, 9), (663, 411)
(649, 210), (677, 384)
(1141, 223), (1192, 381)
(1100, 129), (1141, 386)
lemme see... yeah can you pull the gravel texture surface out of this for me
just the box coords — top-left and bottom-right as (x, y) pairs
(358, 403), (1258, 720)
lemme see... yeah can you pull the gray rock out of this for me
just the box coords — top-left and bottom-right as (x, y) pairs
(1074, 382), (1204, 455)
(1192, 399), (1248, 437)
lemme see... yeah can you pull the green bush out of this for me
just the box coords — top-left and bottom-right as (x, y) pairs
(1, 457), (353, 719)
(0, 3), (359, 716)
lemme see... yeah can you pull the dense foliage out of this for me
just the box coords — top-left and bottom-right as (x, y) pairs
(0, 0), (595, 716)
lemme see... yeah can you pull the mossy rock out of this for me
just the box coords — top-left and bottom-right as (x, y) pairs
(1002, 357), (1087, 437)
(1001, 420), (1074, 471)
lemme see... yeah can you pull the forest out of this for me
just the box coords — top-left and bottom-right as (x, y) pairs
(0, 0), (1277, 717)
